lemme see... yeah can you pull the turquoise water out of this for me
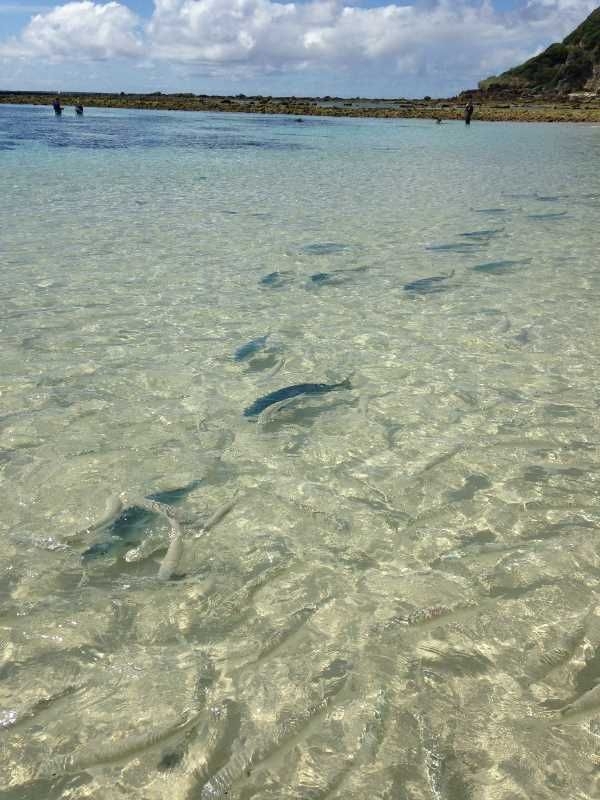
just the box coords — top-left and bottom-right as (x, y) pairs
(2, 103), (600, 797)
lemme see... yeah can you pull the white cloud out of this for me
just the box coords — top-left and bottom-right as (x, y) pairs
(145, 0), (598, 80)
(0, 1), (141, 60)
(0, 0), (597, 92)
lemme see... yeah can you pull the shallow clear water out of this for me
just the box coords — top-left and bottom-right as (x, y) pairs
(2, 103), (600, 798)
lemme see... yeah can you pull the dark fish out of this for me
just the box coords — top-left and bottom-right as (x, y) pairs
(472, 259), (531, 274)
(82, 480), (202, 560)
(82, 540), (120, 558)
(234, 335), (268, 362)
(474, 208), (510, 214)
(459, 228), (503, 239)
(308, 272), (345, 287)
(404, 270), (454, 295)
(243, 378), (352, 418)
(259, 271), (290, 287)
(82, 505), (154, 559)
(514, 326), (533, 345)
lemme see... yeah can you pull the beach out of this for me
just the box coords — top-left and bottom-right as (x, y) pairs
(3, 103), (600, 797)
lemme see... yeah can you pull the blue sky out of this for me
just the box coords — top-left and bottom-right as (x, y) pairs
(0, 0), (597, 97)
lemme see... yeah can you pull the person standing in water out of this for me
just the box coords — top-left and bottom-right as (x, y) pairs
(52, 96), (62, 115)
(464, 100), (474, 125)
(74, 102), (84, 115)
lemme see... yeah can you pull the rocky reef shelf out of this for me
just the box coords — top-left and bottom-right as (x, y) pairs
(2, 90), (600, 123)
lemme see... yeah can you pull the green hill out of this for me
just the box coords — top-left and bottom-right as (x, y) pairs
(480, 7), (600, 94)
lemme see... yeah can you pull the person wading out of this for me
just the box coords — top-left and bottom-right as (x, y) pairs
(464, 100), (474, 125)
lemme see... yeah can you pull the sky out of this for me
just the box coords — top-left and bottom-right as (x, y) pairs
(0, 0), (597, 97)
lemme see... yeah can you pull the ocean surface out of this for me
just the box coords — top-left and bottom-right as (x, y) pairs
(2, 102), (600, 799)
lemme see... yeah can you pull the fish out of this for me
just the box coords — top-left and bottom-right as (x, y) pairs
(404, 270), (454, 295)
(40, 706), (204, 778)
(259, 271), (290, 287)
(514, 326), (533, 345)
(460, 228), (504, 239)
(184, 701), (242, 795)
(420, 645), (492, 677)
(81, 494), (123, 535)
(404, 602), (477, 627)
(130, 492), (233, 573)
(124, 533), (169, 563)
(157, 518), (184, 581)
(301, 242), (349, 255)
(527, 211), (567, 220)
(309, 271), (334, 285)
(80, 500), (159, 559)
(200, 679), (349, 798)
(234, 335), (268, 362)
(82, 480), (202, 560)
(243, 378), (352, 418)
(379, 602), (479, 634)
(199, 496), (237, 534)
(434, 539), (537, 565)
(251, 603), (326, 665)
(0, 684), (84, 734)
(425, 242), (482, 252)
(559, 682), (600, 721)
(472, 259), (531, 274)
(524, 624), (586, 686)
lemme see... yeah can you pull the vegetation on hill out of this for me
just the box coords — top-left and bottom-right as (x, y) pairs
(480, 7), (600, 94)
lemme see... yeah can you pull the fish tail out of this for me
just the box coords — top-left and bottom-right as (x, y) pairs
(337, 372), (354, 390)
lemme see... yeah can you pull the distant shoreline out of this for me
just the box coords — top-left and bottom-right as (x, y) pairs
(2, 91), (600, 123)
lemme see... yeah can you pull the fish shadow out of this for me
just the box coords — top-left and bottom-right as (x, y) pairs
(425, 242), (486, 254)
(300, 242), (353, 256)
(527, 212), (567, 221)
(306, 272), (350, 289)
(472, 259), (531, 275)
(243, 351), (282, 372)
(258, 397), (355, 430)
